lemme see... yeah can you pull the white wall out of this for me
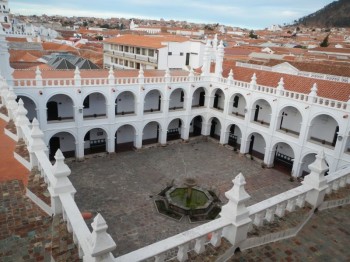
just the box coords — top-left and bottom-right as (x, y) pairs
(144, 91), (161, 111)
(116, 92), (135, 113)
(51, 132), (76, 152)
(48, 95), (74, 118)
(168, 119), (181, 129)
(230, 94), (246, 115)
(251, 134), (265, 154)
(83, 93), (106, 116)
(279, 107), (302, 133)
(275, 143), (294, 157)
(253, 100), (272, 124)
(116, 125), (135, 143)
(169, 89), (184, 109)
(309, 115), (338, 142)
(192, 88), (205, 106)
(143, 122), (159, 140)
(157, 41), (204, 70)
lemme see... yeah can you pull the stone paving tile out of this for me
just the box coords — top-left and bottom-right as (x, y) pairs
(27, 168), (51, 206)
(0, 179), (80, 261)
(15, 138), (30, 162)
(68, 140), (299, 256)
(0, 119), (29, 185)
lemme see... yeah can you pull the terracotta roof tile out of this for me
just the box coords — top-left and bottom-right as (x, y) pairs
(104, 35), (189, 49)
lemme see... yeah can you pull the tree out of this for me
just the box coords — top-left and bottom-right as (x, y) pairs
(249, 30), (258, 39)
(320, 34), (330, 47)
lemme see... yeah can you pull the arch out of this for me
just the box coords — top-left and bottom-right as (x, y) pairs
(167, 118), (184, 142)
(192, 87), (207, 108)
(144, 89), (162, 113)
(46, 94), (74, 122)
(83, 92), (107, 119)
(308, 114), (339, 148)
(115, 91), (136, 116)
(277, 106), (302, 136)
(300, 153), (329, 177)
(142, 121), (161, 146)
(229, 93), (247, 119)
(189, 115), (203, 137)
(272, 142), (295, 175)
(251, 98), (272, 127)
(16, 95), (37, 121)
(169, 87), (186, 111)
(115, 124), (136, 152)
(246, 132), (266, 160)
(210, 88), (225, 111)
(208, 117), (222, 141)
(49, 132), (76, 160)
(83, 127), (108, 155)
(224, 123), (243, 151)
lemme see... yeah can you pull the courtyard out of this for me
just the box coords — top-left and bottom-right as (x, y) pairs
(68, 139), (300, 256)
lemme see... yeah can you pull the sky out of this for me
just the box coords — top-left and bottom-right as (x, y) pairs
(10, 0), (334, 29)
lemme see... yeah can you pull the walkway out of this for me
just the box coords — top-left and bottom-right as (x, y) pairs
(0, 119), (29, 184)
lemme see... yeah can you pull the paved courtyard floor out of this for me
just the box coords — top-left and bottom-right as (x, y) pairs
(68, 140), (300, 256)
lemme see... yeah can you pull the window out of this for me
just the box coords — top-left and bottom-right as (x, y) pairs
(149, 49), (154, 57)
(168, 52), (172, 56)
(180, 52), (184, 56)
(124, 60), (128, 66)
(83, 96), (90, 109)
(130, 61), (134, 68)
(124, 46), (129, 52)
(180, 91), (184, 102)
(136, 48), (141, 54)
(120, 45), (124, 51)
(142, 48), (146, 56)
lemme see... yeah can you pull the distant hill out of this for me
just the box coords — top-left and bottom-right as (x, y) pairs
(296, 0), (350, 28)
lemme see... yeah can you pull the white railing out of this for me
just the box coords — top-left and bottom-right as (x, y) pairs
(237, 61), (350, 84)
(11, 73), (349, 111)
(115, 218), (231, 262)
(247, 185), (310, 227)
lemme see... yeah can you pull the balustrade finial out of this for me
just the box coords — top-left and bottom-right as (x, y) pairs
(52, 149), (71, 178)
(90, 213), (117, 256)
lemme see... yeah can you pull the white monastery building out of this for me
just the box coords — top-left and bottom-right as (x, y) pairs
(2, 31), (350, 179)
(1, 0), (350, 260)
(103, 35), (206, 70)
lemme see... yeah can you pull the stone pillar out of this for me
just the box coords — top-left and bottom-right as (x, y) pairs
(201, 122), (211, 136)
(308, 83), (318, 104)
(88, 214), (116, 262)
(108, 67), (115, 86)
(29, 118), (48, 168)
(135, 131), (143, 149)
(48, 150), (76, 215)
(74, 67), (81, 87)
(15, 99), (30, 139)
(201, 40), (211, 77)
(35, 66), (43, 86)
(276, 77), (285, 96)
(227, 69), (234, 85)
(0, 74), (9, 105)
(214, 40), (224, 78)
(0, 32), (14, 84)
(220, 173), (252, 245)
(159, 128), (167, 146)
(6, 87), (18, 120)
(250, 73), (257, 90)
(302, 150), (329, 208)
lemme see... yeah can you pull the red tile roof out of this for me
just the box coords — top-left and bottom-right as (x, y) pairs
(104, 35), (189, 49)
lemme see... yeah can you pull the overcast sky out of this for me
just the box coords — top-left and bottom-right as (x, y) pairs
(10, 0), (334, 29)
